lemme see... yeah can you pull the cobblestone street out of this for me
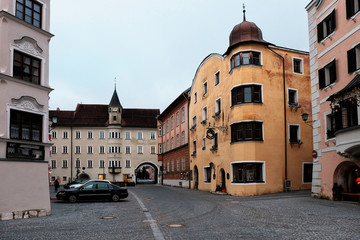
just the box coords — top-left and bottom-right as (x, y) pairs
(1, 185), (359, 240)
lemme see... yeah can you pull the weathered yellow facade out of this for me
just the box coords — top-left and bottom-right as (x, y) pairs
(189, 18), (312, 196)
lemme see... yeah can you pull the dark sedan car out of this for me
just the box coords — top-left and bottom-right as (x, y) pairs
(56, 181), (128, 203)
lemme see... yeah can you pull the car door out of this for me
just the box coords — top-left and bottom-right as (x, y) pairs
(96, 183), (112, 200)
(78, 183), (97, 200)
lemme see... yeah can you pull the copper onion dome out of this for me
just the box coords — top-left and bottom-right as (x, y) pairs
(229, 6), (268, 48)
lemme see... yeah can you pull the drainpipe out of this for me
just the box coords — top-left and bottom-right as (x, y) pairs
(267, 46), (288, 188)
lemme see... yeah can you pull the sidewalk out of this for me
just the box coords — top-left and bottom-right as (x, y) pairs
(49, 186), (63, 200)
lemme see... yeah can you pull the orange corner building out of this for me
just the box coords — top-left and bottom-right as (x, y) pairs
(189, 10), (313, 196)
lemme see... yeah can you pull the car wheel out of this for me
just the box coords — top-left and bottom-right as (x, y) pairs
(111, 194), (120, 202)
(68, 195), (77, 203)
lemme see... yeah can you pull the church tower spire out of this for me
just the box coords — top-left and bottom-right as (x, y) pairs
(108, 83), (123, 125)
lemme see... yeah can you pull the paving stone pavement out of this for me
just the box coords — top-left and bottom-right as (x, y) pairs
(0, 185), (359, 240)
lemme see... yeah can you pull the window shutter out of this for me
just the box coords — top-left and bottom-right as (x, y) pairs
(331, 10), (336, 31)
(330, 59), (337, 84)
(347, 48), (356, 73)
(319, 68), (325, 89)
(317, 23), (324, 42)
(346, 0), (355, 19)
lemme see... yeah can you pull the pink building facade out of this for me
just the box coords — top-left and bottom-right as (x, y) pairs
(0, 0), (53, 220)
(157, 88), (190, 188)
(306, 0), (360, 201)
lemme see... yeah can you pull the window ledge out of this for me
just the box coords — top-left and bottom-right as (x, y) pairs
(320, 31), (335, 45)
(320, 81), (336, 91)
(229, 64), (263, 74)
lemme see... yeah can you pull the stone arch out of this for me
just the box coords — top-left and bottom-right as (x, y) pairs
(135, 162), (159, 184)
(78, 173), (90, 179)
(193, 165), (199, 190)
(333, 160), (360, 198)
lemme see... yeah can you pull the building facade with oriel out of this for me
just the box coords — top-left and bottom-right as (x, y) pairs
(49, 89), (160, 185)
(0, 0), (54, 220)
(306, 0), (360, 201)
(189, 10), (313, 196)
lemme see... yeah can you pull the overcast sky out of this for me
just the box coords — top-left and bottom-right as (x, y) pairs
(49, 0), (311, 112)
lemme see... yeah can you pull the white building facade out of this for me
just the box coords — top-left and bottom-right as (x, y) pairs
(0, 0), (54, 220)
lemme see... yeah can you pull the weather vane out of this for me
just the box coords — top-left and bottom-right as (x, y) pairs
(243, 3), (246, 21)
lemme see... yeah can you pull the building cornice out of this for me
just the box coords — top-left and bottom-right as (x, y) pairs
(0, 11), (54, 38)
(0, 73), (53, 93)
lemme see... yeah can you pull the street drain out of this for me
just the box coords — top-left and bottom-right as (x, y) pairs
(100, 216), (116, 220)
(167, 224), (184, 228)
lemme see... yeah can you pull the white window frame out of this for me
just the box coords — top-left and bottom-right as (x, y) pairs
(292, 57), (303, 74)
(288, 124), (301, 143)
(203, 166), (212, 183)
(137, 145), (143, 154)
(87, 160), (93, 168)
(125, 131), (131, 139)
(215, 98), (221, 115)
(231, 161), (266, 185)
(138, 131), (143, 140)
(215, 70), (220, 86)
(62, 160), (68, 168)
(203, 81), (208, 95)
(88, 131), (93, 139)
(287, 88), (299, 106)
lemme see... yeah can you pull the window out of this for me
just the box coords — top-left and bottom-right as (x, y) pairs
(194, 92), (197, 103)
(346, 0), (360, 18)
(15, 0), (42, 28)
(125, 146), (131, 154)
(99, 131), (105, 139)
(75, 146), (81, 154)
(109, 131), (121, 139)
(87, 146), (93, 154)
(176, 112), (179, 126)
(138, 146), (143, 154)
(87, 160), (93, 168)
(176, 134), (180, 147)
(166, 121), (169, 132)
(293, 58), (303, 74)
(126, 160), (131, 168)
(159, 144), (162, 154)
(166, 140), (169, 151)
(202, 107), (207, 122)
(109, 146), (121, 153)
(75, 159), (80, 168)
(138, 132), (143, 140)
(182, 157), (186, 171)
(192, 116), (197, 128)
(319, 60), (336, 89)
(177, 158), (180, 171)
(215, 71), (220, 86)
(202, 138), (206, 150)
(10, 109), (42, 142)
(158, 126), (162, 136)
(347, 43), (360, 73)
(181, 108), (185, 122)
(75, 131), (81, 139)
(215, 98), (221, 115)
(63, 131), (68, 139)
(62, 146), (68, 154)
(211, 132), (218, 150)
(303, 163), (313, 183)
(288, 89), (298, 106)
(317, 10), (336, 42)
(51, 146), (57, 154)
(203, 81), (208, 95)
(231, 122), (263, 142)
(13, 50), (41, 84)
(171, 138), (174, 149)
(204, 166), (211, 183)
(231, 51), (261, 69)
(62, 160), (68, 168)
(62, 176), (67, 182)
(125, 131), (131, 139)
(166, 160), (170, 172)
(171, 116), (174, 130)
(232, 162), (264, 183)
(231, 85), (262, 106)
(88, 131), (93, 139)
(150, 131), (156, 140)
(51, 131), (57, 139)
(182, 131), (185, 145)
(151, 146), (156, 154)
(100, 160), (105, 168)
(171, 160), (175, 172)
(51, 160), (56, 169)
(109, 161), (121, 168)
(336, 100), (359, 130)
(289, 125), (300, 143)
(99, 146), (105, 154)
(192, 140), (197, 155)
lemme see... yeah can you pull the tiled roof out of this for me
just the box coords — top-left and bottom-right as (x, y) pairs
(50, 104), (159, 128)
(158, 87), (190, 120)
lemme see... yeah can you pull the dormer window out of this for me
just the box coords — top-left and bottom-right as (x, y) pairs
(231, 51), (261, 69)
(15, 0), (42, 28)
